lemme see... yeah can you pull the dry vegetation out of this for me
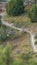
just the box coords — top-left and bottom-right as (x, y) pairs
(4, 13), (37, 33)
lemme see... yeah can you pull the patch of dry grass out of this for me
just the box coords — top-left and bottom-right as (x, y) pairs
(4, 13), (37, 33)
(4, 13), (31, 27)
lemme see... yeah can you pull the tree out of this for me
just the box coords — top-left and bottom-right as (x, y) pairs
(6, 0), (24, 16)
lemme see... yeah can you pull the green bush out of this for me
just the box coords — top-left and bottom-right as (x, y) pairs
(0, 26), (7, 41)
(0, 44), (13, 65)
(35, 41), (37, 45)
(28, 5), (37, 22)
(21, 51), (37, 65)
(0, 26), (14, 41)
(34, 34), (37, 39)
(21, 51), (33, 60)
(13, 59), (24, 65)
(0, 45), (37, 65)
(6, 0), (24, 16)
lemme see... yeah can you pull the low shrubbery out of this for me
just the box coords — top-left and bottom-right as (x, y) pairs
(34, 34), (37, 39)
(0, 44), (37, 65)
(0, 26), (23, 41)
(35, 41), (37, 45)
(21, 51), (33, 60)
(0, 44), (13, 65)
(0, 26), (15, 41)
(28, 5), (37, 22)
(0, 26), (7, 41)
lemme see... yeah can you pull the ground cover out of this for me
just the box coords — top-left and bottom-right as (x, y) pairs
(3, 13), (37, 33)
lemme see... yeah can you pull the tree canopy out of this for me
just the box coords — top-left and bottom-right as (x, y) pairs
(6, 0), (24, 16)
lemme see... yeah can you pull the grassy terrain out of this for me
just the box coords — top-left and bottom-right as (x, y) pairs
(0, 31), (32, 56)
(0, 26), (33, 59)
(0, 43), (37, 65)
(0, 4), (37, 65)
(1, 4), (37, 64)
(4, 13), (37, 33)
(0, 35), (37, 65)
(4, 13), (31, 26)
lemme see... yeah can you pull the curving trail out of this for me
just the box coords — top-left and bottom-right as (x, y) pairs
(0, 12), (37, 53)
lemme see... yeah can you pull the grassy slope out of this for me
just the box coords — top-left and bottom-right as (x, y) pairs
(4, 13), (37, 33)
(1, 32), (32, 57)
(2, 9), (37, 59)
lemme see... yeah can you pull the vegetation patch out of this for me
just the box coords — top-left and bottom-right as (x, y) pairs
(35, 41), (37, 45)
(34, 34), (37, 39)
(6, 0), (24, 16)
(4, 14), (32, 27)
(0, 44), (37, 65)
(28, 4), (37, 22)
(0, 26), (25, 41)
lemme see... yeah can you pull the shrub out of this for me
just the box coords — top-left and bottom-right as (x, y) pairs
(6, 0), (24, 16)
(21, 51), (33, 60)
(13, 59), (24, 65)
(0, 26), (7, 41)
(0, 15), (2, 26)
(0, 26), (14, 41)
(0, 45), (37, 65)
(0, 44), (13, 65)
(28, 5), (37, 22)
(34, 34), (37, 39)
(35, 41), (37, 45)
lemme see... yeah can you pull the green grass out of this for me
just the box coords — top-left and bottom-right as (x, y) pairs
(4, 13), (37, 31)
(0, 44), (37, 65)
(4, 13), (32, 27)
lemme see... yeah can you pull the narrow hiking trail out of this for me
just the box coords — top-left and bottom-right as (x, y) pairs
(0, 12), (37, 53)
